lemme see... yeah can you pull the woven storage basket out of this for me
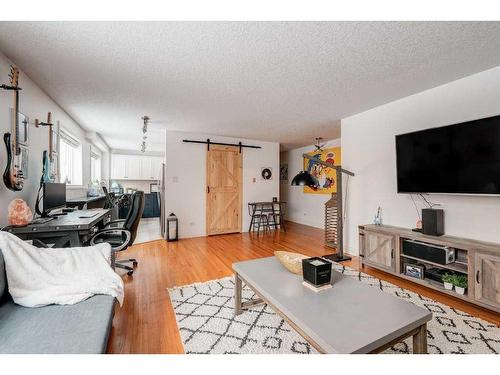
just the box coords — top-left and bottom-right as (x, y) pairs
(274, 251), (309, 275)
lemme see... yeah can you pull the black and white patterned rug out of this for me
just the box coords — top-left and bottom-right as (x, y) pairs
(168, 263), (500, 354)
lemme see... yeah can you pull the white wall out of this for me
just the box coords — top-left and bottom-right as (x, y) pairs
(280, 139), (341, 228)
(0, 52), (108, 224)
(164, 131), (279, 238)
(342, 65), (500, 255)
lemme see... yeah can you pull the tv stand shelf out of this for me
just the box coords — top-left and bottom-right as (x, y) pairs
(358, 224), (500, 313)
(400, 254), (468, 274)
(397, 273), (471, 302)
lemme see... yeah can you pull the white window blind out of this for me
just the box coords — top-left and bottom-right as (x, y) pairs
(59, 129), (80, 148)
(90, 146), (102, 183)
(59, 129), (83, 186)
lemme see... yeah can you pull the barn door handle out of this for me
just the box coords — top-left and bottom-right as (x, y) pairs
(207, 186), (210, 194)
(391, 248), (394, 258)
(476, 270), (480, 284)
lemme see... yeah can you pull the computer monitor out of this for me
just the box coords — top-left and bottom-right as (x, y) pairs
(43, 182), (66, 217)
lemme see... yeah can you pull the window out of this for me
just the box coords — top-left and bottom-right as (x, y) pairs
(59, 129), (83, 186)
(90, 147), (102, 183)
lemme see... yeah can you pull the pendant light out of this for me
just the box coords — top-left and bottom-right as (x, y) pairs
(290, 137), (325, 188)
(290, 170), (318, 187)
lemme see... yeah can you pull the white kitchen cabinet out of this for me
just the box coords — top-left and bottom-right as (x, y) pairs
(111, 154), (129, 179)
(127, 156), (141, 179)
(140, 157), (152, 179)
(112, 154), (164, 180)
(140, 156), (160, 180)
(150, 157), (164, 180)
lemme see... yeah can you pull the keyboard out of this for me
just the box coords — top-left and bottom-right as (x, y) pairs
(31, 217), (56, 225)
(77, 210), (99, 218)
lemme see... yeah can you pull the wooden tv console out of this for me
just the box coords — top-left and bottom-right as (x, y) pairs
(358, 224), (500, 313)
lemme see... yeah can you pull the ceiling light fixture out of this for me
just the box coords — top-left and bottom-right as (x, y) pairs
(141, 115), (150, 152)
(314, 137), (325, 151)
(142, 115), (150, 134)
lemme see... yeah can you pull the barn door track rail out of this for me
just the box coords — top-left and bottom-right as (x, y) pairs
(183, 138), (262, 153)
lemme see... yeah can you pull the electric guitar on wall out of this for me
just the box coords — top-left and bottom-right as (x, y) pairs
(36, 112), (56, 183)
(2, 66), (25, 191)
(41, 150), (51, 183)
(35, 112), (58, 217)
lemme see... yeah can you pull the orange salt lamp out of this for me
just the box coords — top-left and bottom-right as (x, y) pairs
(8, 198), (33, 226)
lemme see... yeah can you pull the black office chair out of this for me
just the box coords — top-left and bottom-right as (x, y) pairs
(102, 186), (125, 220)
(102, 186), (115, 209)
(90, 191), (145, 276)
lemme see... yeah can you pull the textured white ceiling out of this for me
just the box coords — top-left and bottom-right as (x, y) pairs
(1, 22), (500, 151)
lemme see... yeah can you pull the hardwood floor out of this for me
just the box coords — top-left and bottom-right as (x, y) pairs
(107, 221), (500, 354)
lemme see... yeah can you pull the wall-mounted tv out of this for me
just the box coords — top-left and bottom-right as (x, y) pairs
(396, 114), (500, 195)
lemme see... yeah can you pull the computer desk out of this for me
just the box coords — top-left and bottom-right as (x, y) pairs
(66, 195), (107, 210)
(5, 208), (111, 247)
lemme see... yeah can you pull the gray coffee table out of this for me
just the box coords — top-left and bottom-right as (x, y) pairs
(233, 257), (432, 354)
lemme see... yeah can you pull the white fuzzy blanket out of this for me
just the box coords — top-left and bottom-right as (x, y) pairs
(0, 232), (124, 307)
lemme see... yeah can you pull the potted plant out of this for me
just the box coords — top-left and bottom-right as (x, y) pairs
(442, 273), (454, 290)
(452, 274), (468, 295)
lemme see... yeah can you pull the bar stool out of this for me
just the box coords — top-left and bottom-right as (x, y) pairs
(248, 203), (269, 233)
(267, 202), (286, 231)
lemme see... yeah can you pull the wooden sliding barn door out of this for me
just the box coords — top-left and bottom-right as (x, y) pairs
(206, 145), (242, 235)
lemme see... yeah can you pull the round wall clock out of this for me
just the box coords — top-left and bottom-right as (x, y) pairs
(261, 167), (272, 180)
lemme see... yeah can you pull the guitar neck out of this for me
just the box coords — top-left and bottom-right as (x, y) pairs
(12, 90), (19, 154)
(48, 125), (53, 156)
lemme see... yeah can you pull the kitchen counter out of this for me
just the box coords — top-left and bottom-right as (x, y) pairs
(118, 192), (160, 219)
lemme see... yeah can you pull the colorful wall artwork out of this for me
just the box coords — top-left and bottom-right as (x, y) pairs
(303, 146), (341, 194)
(279, 163), (288, 182)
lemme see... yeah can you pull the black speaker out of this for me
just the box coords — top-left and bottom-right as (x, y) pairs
(402, 240), (455, 264)
(422, 208), (444, 236)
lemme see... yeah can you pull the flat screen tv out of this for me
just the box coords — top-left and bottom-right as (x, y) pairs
(396, 114), (500, 195)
